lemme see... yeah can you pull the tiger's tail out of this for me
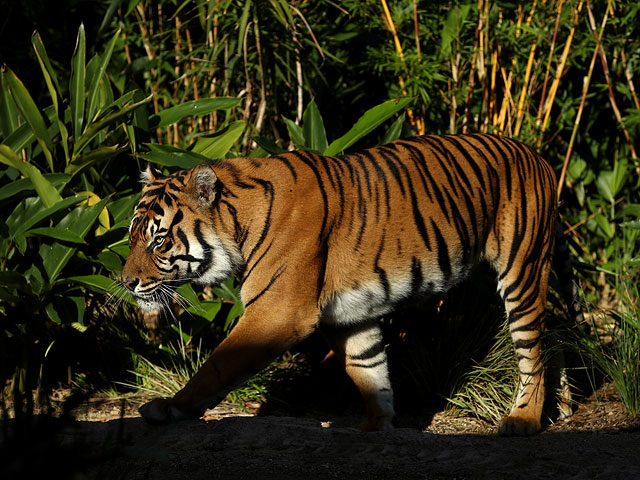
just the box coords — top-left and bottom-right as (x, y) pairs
(552, 223), (586, 331)
(548, 222), (586, 419)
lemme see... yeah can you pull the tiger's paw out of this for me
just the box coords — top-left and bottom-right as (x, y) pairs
(139, 398), (195, 424)
(498, 414), (541, 436)
(358, 414), (395, 432)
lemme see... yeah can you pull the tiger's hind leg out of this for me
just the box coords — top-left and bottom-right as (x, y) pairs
(320, 321), (395, 431)
(495, 252), (553, 436)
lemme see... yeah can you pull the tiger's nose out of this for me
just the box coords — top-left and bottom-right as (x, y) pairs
(123, 279), (139, 292)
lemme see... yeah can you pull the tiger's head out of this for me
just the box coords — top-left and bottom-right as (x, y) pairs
(121, 164), (242, 311)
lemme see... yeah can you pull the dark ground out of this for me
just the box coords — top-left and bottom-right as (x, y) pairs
(2, 383), (639, 479)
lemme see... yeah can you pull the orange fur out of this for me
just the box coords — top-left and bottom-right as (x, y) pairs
(122, 134), (566, 435)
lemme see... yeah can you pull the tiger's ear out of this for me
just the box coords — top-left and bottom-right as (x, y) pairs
(189, 164), (219, 207)
(140, 163), (160, 184)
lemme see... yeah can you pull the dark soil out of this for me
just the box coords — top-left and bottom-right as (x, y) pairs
(2, 383), (639, 479)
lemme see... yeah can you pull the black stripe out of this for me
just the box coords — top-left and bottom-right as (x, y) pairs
(349, 341), (385, 361)
(431, 219), (451, 277)
(244, 266), (286, 308)
(373, 234), (390, 300)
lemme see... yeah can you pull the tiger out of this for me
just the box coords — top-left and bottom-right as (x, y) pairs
(122, 133), (582, 436)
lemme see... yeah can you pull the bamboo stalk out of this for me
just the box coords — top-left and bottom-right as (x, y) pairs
(620, 49), (640, 111)
(462, 0), (484, 134)
(514, 41), (537, 136)
(536, 2), (563, 129)
(557, 6), (608, 200)
(380, 0), (423, 134)
(413, 0), (421, 60)
(499, 67), (516, 135)
(539, 0), (584, 141)
(490, 49), (498, 130)
(585, 0), (637, 161)
(253, 17), (267, 136)
(495, 4), (525, 134)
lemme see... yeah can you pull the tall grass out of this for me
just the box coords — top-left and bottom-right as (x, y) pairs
(445, 321), (517, 425)
(572, 272), (640, 414)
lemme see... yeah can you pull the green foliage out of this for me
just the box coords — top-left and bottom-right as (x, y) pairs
(446, 322), (517, 425)
(0, 23), (245, 396)
(569, 236), (640, 415)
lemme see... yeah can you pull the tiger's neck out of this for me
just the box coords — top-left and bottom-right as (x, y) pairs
(214, 161), (277, 272)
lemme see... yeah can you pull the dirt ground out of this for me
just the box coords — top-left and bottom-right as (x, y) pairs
(2, 384), (639, 479)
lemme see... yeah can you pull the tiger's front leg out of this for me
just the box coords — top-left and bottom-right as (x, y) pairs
(139, 297), (322, 424)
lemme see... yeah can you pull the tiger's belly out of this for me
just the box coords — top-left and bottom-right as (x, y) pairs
(320, 260), (473, 325)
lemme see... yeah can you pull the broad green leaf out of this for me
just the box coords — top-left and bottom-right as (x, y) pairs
(594, 214), (615, 239)
(187, 299), (222, 322)
(65, 144), (127, 176)
(107, 194), (140, 224)
(0, 271), (30, 292)
(7, 195), (85, 239)
(324, 97), (412, 156)
(73, 94), (152, 158)
(224, 301), (244, 332)
(0, 145), (63, 207)
(211, 277), (242, 303)
(86, 28), (121, 125)
(567, 156), (587, 182)
(63, 274), (114, 291)
(610, 159), (628, 199)
(235, 0), (252, 57)
(0, 70), (19, 138)
(283, 117), (305, 148)
(76, 190), (111, 235)
(440, 4), (473, 59)
(109, 242), (129, 258)
(176, 284), (202, 311)
(381, 113), (405, 145)
(302, 99), (328, 154)
(70, 24), (86, 141)
(149, 97), (242, 128)
(138, 143), (208, 169)
(45, 295), (86, 325)
(98, 0), (125, 35)
(3, 105), (57, 153)
(41, 197), (109, 282)
(192, 121), (245, 159)
(4, 68), (54, 171)
(95, 250), (123, 272)
(252, 136), (287, 155)
(595, 171), (613, 204)
(31, 32), (63, 107)
(0, 173), (68, 202)
(25, 227), (87, 244)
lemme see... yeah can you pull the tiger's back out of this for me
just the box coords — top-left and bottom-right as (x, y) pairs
(123, 133), (566, 436)
(273, 135), (557, 328)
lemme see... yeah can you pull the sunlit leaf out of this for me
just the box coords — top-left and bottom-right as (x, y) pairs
(73, 94), (152, 158)
(192, 121), (245, 159)
(149, 97), (241, 128)
(4, 68), (54, 170)
(302, 99), (328, 154)
(324, 97), (412, 156)
(25, 227), (87, 244)
(138, 143), (208, 169)
(283, 117), (305, 148)
(86, 28), (121, 125)
(0, 145), (63, 207)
